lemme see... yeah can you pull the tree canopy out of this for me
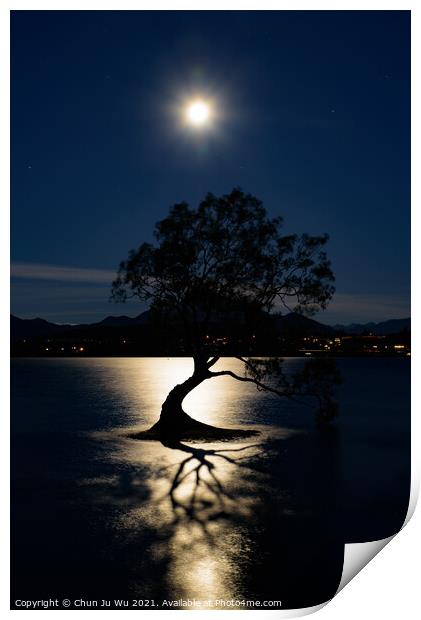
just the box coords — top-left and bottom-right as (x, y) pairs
(112, 188), (335, 351)
(112, 188), (340, 433)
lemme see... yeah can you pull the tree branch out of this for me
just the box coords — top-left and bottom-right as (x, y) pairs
(206, 357), (220, 369)
(209, 369), (287, 397)
(209, 368), (316, 410)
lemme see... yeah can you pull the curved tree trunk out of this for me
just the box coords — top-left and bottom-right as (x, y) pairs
(132, 357), (258, 443)
(149, 359), (215, 443)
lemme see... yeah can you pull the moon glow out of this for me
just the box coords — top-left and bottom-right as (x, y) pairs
(186, 100), (210, 126)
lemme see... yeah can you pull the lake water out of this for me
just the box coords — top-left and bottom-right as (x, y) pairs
(11, 357), (410, 609)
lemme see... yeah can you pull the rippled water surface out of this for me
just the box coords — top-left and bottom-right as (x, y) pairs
(11, 357), (410, 609)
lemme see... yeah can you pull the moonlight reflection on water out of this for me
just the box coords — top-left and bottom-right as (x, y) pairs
(11, 357), (409, 608)
(87, 356), (303, 430)
(88, 423), (295, 602)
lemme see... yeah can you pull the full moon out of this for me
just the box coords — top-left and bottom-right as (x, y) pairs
(186, 100), (210, 126)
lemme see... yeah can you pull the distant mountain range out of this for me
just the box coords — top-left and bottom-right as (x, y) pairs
(10, 312), (410, 342)
(332, 317), (411, 336)
(10, 311), (150, 341)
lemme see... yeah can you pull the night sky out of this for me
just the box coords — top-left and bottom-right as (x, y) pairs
(11, 10), (410, 324)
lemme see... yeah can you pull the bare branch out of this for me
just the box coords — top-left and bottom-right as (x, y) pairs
(206, 357), (220, 369)
(209, 369), (289, 398)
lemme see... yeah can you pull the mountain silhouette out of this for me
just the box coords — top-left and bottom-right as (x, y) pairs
(11, 312), (410, 343)
(272, 313), (335, 337)
(334, 317), (410, 335)
(95, 312), (151, 327)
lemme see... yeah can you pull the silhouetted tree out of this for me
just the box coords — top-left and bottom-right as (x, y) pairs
(112, 188), (340, 441)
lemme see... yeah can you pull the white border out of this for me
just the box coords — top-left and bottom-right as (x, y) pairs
(2, 2), (418, 618)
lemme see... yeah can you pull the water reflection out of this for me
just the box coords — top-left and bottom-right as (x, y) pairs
(90, 356), (303, 429)
(88, 428), (285, 601)
(155, 439), (268, 600)
(84, 358), (309, 601)
(11, 357), (410, 608)
(164, 442), (262, 526)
